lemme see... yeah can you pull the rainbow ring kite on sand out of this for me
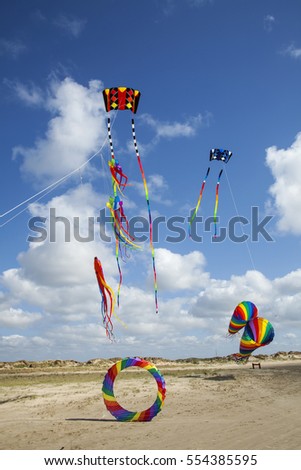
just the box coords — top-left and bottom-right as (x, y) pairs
(102, 357), (166, 421)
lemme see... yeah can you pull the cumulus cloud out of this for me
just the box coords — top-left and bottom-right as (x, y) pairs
(13, 78), (106, 185)
(0, 308), (41, 328)
(2, 179), (301, 360)
(156, 248), (209, 291)
(0, 335), (51, 359)
(2, 106), (301, 359)
(184, 268), (301, 359)
(1, 258), (301, 359)
(1, 184), (115, 323)
(266, 132), (301, 234)
(0, 184), (213, 360)
(189, 270), (274, 321)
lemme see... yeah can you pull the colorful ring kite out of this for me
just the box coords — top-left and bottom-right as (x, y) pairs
(102, 357), (166, 421)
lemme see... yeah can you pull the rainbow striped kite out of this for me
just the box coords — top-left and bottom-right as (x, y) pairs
(100, 86), (158, 314)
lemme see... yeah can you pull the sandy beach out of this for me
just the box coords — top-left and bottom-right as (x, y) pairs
(0, 353), (301, 450)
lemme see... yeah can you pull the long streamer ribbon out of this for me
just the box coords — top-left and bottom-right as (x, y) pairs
(107, 118), (129, 194)
(131, 119), (158, 313)
(106, 118), (123, 302)
(107, 118), (132, 305)
(213, 169), (223, 237)
(189, 166), (210, 237)
(94, 257), (115, 340)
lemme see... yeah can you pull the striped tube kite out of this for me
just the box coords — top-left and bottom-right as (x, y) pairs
(228, 301), (275, 362)
(228, 301), (258, 335)
(238, 317), (275, 360)
(102, 87), (158, 313)
(189, 148), (232, 238)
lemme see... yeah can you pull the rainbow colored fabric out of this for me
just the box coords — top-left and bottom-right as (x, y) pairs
(228, 301), (258, 334)
(94, 257), (115, 340)
(228, 301), (275, 361)
(239, 317), (275, 358)
(102, 357), (166, 421)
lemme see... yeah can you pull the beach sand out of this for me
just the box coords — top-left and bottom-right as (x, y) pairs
(1, 355), (301, 450)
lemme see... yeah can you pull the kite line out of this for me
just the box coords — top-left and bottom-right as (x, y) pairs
(224, 167), (257, 271)
(0, 114), (117, 226)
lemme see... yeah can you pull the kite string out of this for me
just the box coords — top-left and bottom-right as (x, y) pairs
(131, 118), (158, 313)
(0, 178), (68, 228)
(0, 149), (100, 219)
(224, 167), (257, 271)
(0, 112), (119, 221)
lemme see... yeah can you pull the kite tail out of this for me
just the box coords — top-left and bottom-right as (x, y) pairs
(107, 118), (128, 195)
(94, 257), (115, 341)
(131, 119), (158, 314)
(213, 169), (223, 238)
(111, 244), (127, 329)
(189, 166), (210, 237)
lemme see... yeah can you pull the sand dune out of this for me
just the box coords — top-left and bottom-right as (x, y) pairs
(0, 353), (301, 450)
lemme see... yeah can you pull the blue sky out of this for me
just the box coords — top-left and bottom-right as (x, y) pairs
(1, 0), (301, 361)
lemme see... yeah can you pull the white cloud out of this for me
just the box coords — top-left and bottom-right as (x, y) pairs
(128, 112), (211, 158)
(2, 92), (301, 360)
(0, 335), (51, 357)
(284, 333), (297, 339)
(2, 183), (301, 360)
(274, 269), (301, 295)
(0, 38), (27, 59)
(266, 132), (301, 234)
(54, 15), (87, 38)
(1, 184), (115, 323)
(189, 270), (274, 321)
(156, 248), (209, 291)
(134, 173), (172, 205)
(1, 259), (301, 359)
(13, 78), (106, 185)
(4, 79), (44, 106)
(140, 112), (209, 140)
(264, 14), (275, 32)
(0, 190), (216, 359)
(282, 43), (301, 59)
(0, 308), (41, 328)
